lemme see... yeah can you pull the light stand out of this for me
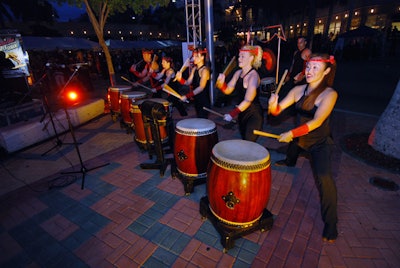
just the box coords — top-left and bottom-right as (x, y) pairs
(57, 64), (109, 189)
(41, 85), (75, 156)
(60, 99), (109, 190)
(41, 67), (80, 156)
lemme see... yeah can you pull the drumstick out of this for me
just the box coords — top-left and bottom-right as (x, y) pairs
(253, 130), (280, 139)
(222, 56), (237, 76)
(121, 75), (135, 85)
(162, 85), (189, 103)
(121, 76), (153, 93)
(163, 84), (181, 98)
(215, 56), (237, 88)
(203, 107), (237, 124)
(275, 69), (288, 95)
(135, 83), (153, 92)
(173, 57), (190, 81)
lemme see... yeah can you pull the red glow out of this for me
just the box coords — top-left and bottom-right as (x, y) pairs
(67, 91), (78, 101)
(63, 86), (81, 105)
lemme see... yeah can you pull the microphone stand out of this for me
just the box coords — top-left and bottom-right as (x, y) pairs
(60, 101), (109, 189)
(41, 67), (79, 156)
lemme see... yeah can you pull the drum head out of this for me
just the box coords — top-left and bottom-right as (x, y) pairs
(147, 98), (169, 105)
(261, 77), (275, 85)
(121, 91), (147, 99)
(176, 118), (216, 136)
(109, 85), (132, 92)
(211, 139), (270, 171)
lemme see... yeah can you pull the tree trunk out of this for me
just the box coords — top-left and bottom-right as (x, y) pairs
(368, 79), (400, 160)
(83, 0), (116, 87)
(99, 38), (116, 87)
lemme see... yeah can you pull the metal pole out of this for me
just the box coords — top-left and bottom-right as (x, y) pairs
(276, 37), (281, 84)
(204, 0), (215, 105)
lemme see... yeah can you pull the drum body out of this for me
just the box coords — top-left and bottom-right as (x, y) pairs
(207, 139), (271, 227)
(259, 77), (276, 98)
(121, 91), (147, 124)
(174, 118), (218, 178)
(131, 98), (171, 145)
(108, 85), (131, 113)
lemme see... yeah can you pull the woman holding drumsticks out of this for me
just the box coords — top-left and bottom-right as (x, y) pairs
(216, 45), (264, 142)
(175, 47), (211, 119)
(150, 56), (187, 116)
(269, 53), (338, 242)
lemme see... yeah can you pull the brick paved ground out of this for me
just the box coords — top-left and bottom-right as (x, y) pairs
(0, 102), (399, 267)
(1, 57), (399, 267)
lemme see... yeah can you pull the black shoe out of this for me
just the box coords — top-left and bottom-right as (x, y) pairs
(274, 159), (295, 167)
(323, 223), (338, 242)
(322, 237), (336, 243)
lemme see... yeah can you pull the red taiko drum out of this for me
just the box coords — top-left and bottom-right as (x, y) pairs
(120, 91), (147, 125)
(108, 85), (131, 113)
(174, 118), (218, 178)
(131, 98), (171, 145)
(207, 139), (271, 227)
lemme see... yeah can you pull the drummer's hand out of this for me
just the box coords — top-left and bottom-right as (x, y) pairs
(180, 95), (188, 102)
(268, 93), (279, 106)
(175, 71), (182, 81)
(278, 131), (293, 143)
(216, 73), (226, 88)
(131, 64), (136, 71)
(151, 88), (157, 93)
(223, 114), (233, 122)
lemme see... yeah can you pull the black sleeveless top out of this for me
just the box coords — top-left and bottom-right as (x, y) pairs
(193, 65), (210, 102)
(295, 85), (332, 149)
(232, 68), (262, 120)
(234, 69), (261, 105)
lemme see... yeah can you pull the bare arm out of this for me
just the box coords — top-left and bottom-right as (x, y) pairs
(216, 69), (241, 95)
(268, 85), (305, 114)
(152, 69), (166, 81)
(163, 69), (174, 85)
(278, 88), (338, 142)
(192, 67), (210, 95)
(302, 89), (337, 131)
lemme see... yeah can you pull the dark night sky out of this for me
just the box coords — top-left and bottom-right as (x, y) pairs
(51, 2), (85, 22)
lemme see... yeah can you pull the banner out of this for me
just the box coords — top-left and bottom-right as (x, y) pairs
(0, 33), (30, 79)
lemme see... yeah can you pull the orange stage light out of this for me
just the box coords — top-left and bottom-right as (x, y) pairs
(67, 91), (78, 101)
(62, 86), (82, 105)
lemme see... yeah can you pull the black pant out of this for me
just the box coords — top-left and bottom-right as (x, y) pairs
(285, 140), (338, 239)
(238, 104), (263, 142)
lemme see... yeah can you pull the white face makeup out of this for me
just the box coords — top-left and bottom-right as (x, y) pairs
(238, 51), (253, 68)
